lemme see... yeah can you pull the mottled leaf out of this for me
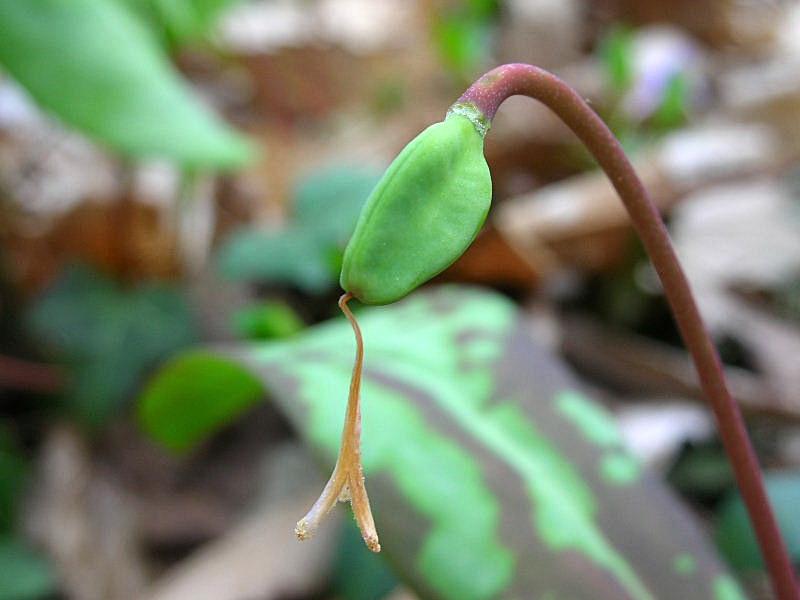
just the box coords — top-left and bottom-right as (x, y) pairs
(140, 286), (746, 600)
(0, 0), (253, 168)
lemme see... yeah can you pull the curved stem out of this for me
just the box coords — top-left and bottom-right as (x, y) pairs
(455, 64), (798, 600)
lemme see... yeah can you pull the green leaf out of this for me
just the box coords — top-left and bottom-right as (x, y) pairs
(715, 471), (800, 572)
(232, 301), (305, 341)
(139, 286), (744, 599)
(0, 537), (55, 600)
(138, 350), (264, 452)
(217, 227), (335, 293)
(432, 1), (498, 80)
(27, 265), (197, 425)
(216, 165), (381, 293)
(668, 444), (735, 506)
(124, 0), (242, 47)
(599, 26), (635, 94)
(0, 429), (28, 534)
(0, 0), (254, 168)
(333, 520), (399, 600)
(293, 166), (384, 245)
(651, 73), (690, 130)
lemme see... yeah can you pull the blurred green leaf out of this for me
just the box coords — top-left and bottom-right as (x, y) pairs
(668, 444), (735, 506)
(218, 228), (335, 293)
(0, 538), (55, 600)
(139, 350), (263, 453)
(27, 265), (197, 425)
(433, 17), (489, 80)
(0, 0), (254, 168)
(370, 79), (407, 117)
(651, 73), (689, 131)
(333, 520), (398, 600)
(432, 1), (499, 81)
(599, 26), (635, 95)
(293, 166), (383, 245)
(715, 471), (800, 572)
(232, 301), (304, 341)
(139, 285), (743, 599)
(0, 428), (28, 534)
(217, 165), (381, 293)
(124, 0), (242, 47)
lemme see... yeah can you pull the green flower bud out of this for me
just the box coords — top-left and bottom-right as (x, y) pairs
(340, 110), (491, 305)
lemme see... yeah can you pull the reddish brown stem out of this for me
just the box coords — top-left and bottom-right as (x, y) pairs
(455, 64), (798, 599)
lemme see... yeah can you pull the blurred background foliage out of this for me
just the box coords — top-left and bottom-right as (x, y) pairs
(123, 0), (245, 48)
(27, 264), (198, 426)
(0, 0), (254, 169)
(217, 165), (382, 293)
(1, 1), (800, 599)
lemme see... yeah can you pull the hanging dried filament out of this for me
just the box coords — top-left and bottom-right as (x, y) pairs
(294, 293), (380, 552)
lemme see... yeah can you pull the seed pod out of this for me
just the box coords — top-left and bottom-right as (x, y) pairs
(340, 110), (492, 305)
